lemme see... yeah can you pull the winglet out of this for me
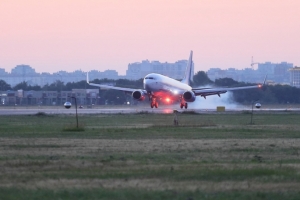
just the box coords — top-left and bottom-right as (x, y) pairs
(86, 72), (90, 84)
(263, 75), (267, 85)
(258, 75), (267, 88)
(181, 51), (193, 86)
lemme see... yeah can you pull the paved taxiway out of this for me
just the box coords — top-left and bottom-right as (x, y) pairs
(1, 106), (300, 115)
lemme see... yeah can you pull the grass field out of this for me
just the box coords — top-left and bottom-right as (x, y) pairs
(0, 111), (300, 199)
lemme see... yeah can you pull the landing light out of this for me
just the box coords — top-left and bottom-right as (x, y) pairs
(258, 84), (262, 88)
(166, 98), (170, 103)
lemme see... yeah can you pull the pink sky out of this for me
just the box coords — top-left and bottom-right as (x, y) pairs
(1, 0), (299, 75)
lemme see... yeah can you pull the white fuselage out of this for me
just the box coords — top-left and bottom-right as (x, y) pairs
(143, 73), (192, 98)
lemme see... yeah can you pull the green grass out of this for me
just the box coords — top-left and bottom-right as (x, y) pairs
(62, 124), (85, 131)
(1, 112), (300, 199)
(1, 188), (300, 200)
(0, 113), (299, 138)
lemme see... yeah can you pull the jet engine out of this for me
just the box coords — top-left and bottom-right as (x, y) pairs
(132, 90), (147, 101)
(183, 91), (196, 102)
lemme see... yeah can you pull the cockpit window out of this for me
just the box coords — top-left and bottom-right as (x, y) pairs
(145, 77), (154, 80)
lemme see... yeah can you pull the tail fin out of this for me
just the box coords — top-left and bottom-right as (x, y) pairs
(181, 51), (193, 86)
(263, 75), (267, 85)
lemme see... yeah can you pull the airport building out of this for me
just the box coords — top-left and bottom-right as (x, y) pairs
(0, 89), (100, 106)
(289, 67), (300, 88)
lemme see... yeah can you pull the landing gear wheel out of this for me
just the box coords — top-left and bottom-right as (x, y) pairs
(180, 104), (183, 109)
(155, 102), (158, 108)
(150, 103), (154, 108)
(185, 103), (188, 109)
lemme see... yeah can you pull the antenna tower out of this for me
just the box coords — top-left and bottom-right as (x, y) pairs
(251, 56), (259, 69)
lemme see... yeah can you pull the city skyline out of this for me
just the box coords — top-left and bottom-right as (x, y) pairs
(0, 60), (294, 88)
(1, 1), (300, 74)
(0, 59), (294, 75)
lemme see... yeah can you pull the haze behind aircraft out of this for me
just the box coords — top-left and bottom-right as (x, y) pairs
(87, 51), (264, 109)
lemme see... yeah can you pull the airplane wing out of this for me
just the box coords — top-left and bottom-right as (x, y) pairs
(192, 75), (266, 98)
(86, 73), (142, 93)
(192, 84), (262, 98)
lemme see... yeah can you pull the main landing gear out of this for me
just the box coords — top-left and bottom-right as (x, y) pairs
(150, 97), (158, 108)
(180, 102), (188, 109)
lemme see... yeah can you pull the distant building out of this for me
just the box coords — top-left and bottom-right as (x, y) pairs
(8, 64), (40, 86)
(0, 68), (8, 76)
(11, 64), (36, 75)
(126, 60), (193, 80)
(289, 67), (300, 88)
(207, 62), (293, 84)
(88, 70), (119, 81)
(0, 65), (119, 87)
(207, 68), (257, 83)
(258, 62), (292, 83)
(274, 62), (293, 83)
(206, 68), (224, 81)
(102, 70), (118, 79)
(257, 62), (276, 76)
(0, 59), (294, 87)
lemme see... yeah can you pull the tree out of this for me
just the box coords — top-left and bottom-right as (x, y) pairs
(215, 78), (239, 87)
(0, 80), (12, 90)
(192, 71), (213, 86)
(260, 86), (277, 103)
(268, 85), (300, 104)
(13, 81), (42, 91)
(116, 78), (143, 89)
(13, 81), (29, 90)
(28, 85), (42, 91)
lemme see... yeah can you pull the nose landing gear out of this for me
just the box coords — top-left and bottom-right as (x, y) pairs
(150, 97), (158, 108)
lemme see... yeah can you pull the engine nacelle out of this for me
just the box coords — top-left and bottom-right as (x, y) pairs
(183, 91), (196, 102)
(132, 90), (147, 101)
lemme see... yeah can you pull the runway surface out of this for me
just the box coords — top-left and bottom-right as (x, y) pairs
(0, 106), (300, 115)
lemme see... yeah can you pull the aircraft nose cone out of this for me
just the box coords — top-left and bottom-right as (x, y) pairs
(143, 79), (149, 90)
(144, 82), (151, 91)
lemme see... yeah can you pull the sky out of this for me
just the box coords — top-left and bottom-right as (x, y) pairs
(1, 0), (300, 75)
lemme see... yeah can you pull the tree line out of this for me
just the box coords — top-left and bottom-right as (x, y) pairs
(1, 71), (300, 104)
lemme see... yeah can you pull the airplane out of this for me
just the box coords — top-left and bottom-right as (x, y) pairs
(87, 51), (265, 109)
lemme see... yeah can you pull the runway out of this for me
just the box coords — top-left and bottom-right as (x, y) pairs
(0, 106), (300, 115)
(0, 107), (174, 115)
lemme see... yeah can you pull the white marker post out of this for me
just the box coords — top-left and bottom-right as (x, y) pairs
(173, 110), (179, 126)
